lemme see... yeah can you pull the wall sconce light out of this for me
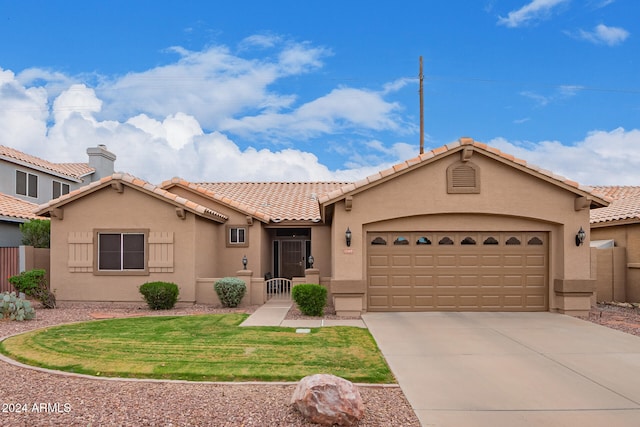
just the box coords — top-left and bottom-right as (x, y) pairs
(575, 227), (586, 247)
(242, 254), (248, 269)
(345, 227), (352, 247)
(308, 254), (314, 268)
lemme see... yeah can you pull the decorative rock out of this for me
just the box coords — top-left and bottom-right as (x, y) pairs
(291, 374), (364, 426)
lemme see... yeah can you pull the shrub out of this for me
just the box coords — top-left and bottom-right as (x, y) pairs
(1, 292), (36, 321)
(20, 219), (50, 248)
(291, 284), (327, 316)
(214, 277), (246, 308)
(8, 269), (56, 309)
(139, 281), (180, 310)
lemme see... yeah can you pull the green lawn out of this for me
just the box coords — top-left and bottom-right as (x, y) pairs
(0, 313), (394, 383)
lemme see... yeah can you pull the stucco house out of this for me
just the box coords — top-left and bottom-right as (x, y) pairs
(36, 138), (609, 316)
(0, 144), (116, 246)
(590, 186), (640, 303)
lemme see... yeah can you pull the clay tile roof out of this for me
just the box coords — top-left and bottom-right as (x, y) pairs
(590, 186), (640, 224)
(317, 138), (608, 207)
(36, 173), (228, 222)
(192, 182), (349, 222)
(0, 193), (45, 221)
(0, 145), (94, 180)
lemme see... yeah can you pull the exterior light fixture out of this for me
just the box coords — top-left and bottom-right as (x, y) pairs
(345, 227), (352, 247)
(575, 227), (586, 247)
(242, 254), (248, 269)
(308, 254), (314, 268)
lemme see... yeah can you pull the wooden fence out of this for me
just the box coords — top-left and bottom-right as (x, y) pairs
(0, 247), (19, 293)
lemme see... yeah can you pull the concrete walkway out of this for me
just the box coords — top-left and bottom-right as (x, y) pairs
(240, 297), (366, 328)
(362, 311), (640, 427)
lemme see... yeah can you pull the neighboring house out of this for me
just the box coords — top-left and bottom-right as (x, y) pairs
(590, 186), (640, 302)
(0, 144), (116, 246)
(37, 138), (608, 316)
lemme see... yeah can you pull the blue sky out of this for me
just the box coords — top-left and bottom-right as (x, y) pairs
(0, 0), (638, 184)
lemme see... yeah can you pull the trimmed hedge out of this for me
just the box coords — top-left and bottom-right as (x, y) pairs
(139, 281), (180, 310)
(214, 277), (246, 308)
(291, 283), (327, 316)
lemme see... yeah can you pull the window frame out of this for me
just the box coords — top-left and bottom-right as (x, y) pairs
(226, 225), (249, 248)
(52, 180), (70, 199)
(94, 229), (149, 276)
(16, 170), (38, 198)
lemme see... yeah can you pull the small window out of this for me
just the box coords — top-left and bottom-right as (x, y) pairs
(416, 237), (432, 245)
(394, 236), (409, 245)
(439, 236), (454, 245)
(506, 237), (521, 245)
(98, 232), (145, 271)
(483, 237), (499, 245)
(53, 181), (70, 199)
(528, 237), (543, 245)
(16, 170), (38, 198)
(371, 237), (387, 245)
(461, 237), (476, 245)
(230, 227), (246, 244)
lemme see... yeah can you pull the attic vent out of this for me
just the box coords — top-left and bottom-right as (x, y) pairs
(447, 161), (480, 194)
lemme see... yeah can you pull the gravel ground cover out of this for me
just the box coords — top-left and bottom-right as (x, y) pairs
(2, 301), (639, 426)
(0, 303), (419, 427)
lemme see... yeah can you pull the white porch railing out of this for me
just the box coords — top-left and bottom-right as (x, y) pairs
(266, 277), (292, 300)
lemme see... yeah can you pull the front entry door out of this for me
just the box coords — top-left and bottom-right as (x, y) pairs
(281, 240), (304, 279)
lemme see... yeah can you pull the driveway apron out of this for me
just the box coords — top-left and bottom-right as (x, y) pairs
(362, 312), (640, 427)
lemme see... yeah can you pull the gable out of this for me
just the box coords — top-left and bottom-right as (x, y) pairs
(319, 138), (608, 222)
(36, 173), (227, 223)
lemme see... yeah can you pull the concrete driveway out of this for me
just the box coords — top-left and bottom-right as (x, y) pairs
(362, 312), (640, 427)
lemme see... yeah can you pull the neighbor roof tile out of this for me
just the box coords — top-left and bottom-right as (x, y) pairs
(0, 145), (94, 180)
(0, 193), (45, 221)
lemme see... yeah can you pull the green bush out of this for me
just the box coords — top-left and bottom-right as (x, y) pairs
(20, 219), (50, 248)
(291, 283), (327, 316)
(139, 281), (180, 310)
(214, 277), (246, 308)
(1, 292), (36, 321)
(8, 269), (56, 309)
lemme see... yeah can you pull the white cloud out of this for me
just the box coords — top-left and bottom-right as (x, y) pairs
(488, 128), (640, 185)
(574, 24), (630, 46)
(0, 59), (412, 184)
(498, 0), (570, 28)
(220, 87), (409, 140)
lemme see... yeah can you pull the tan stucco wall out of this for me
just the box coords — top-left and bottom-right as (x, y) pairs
(166, 186), (266, 278)
(49, 185), (219, 303)
(328, 151), (593, 313)
(592, 223), (640, 302)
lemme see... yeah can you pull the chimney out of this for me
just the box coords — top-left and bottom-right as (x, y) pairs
(86, 145), (116, 181)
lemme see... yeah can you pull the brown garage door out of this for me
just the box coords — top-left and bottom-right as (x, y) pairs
(367, 232), (548, 311)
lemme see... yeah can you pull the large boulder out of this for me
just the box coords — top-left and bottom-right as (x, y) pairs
(291, 374), (364, 426)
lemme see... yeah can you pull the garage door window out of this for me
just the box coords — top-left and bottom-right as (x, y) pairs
(439, 237), (454, 245)
(371, 237), (387, 245)
(394, 237), (409, 245)
(461, 237), (477, 245)
(483, 237), (499, 245)
(528, 237), (543, 245)
(417, 237), (432, 245)
(506, 237), (521, 245)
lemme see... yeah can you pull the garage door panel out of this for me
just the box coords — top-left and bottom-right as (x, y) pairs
(527, 255), (545, 266)
(368, 275), (389, 287)
(415, 255), (435, 266)
(414, 275), (435, 287)
(391, 255), (411, 266)
(437, 255), (457, 266)
(367, 231), (548, 312)
(369, 255), (389, 267)
(459, 255), (480, 266)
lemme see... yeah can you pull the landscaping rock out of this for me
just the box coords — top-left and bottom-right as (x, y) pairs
(291, 373), (364, 426)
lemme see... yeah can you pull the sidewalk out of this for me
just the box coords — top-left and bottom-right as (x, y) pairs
(240, 298), (366, 328)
